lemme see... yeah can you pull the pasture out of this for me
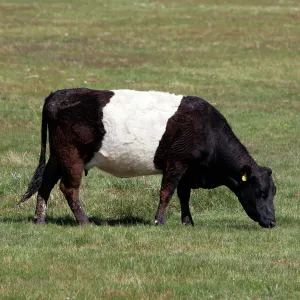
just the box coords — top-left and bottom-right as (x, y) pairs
(0, 0), (299, 298)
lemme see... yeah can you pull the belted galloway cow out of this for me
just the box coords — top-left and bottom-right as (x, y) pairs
(21, 89), (276, 228)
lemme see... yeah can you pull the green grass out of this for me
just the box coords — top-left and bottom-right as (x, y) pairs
(1, 0), (300, 298)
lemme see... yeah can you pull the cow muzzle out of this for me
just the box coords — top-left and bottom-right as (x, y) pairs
(259, 220), (276, 229)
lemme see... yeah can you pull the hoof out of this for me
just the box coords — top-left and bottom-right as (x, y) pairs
(77, 219), (90, 226)
(154, 219), (165, 225)
(182, 222), (194, 226)
(182, 216), (194, 226)
(34, 217), (46, 225)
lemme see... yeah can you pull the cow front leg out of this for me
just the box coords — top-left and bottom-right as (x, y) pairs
(35, 155), (61, 224)
(177, 178), (194, 226)
(155, 161), (187, 225)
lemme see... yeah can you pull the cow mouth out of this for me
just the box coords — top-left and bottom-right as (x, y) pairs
(259, 221), (276, 228)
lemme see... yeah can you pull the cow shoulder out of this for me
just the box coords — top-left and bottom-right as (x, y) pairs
(154, 96), (214, 170)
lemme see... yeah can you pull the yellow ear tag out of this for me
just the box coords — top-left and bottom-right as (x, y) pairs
(242, 173), (247, 182)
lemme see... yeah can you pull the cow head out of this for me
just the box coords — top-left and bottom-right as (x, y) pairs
(236, 166), (276, 228)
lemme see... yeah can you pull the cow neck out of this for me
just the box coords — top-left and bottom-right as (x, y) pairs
(217, 129), (258, 183)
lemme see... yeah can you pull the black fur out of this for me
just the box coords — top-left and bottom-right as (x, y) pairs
(154, 96), (276, 228)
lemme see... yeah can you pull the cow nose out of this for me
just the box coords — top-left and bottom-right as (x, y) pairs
(269, 221), (276, 228)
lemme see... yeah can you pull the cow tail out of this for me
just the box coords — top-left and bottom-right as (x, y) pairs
(19, 105), (48, 204)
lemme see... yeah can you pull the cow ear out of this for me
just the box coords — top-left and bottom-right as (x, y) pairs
(241, 165), (252, 182)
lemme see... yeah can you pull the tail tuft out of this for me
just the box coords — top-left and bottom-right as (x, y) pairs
(19, 158), (46, 204)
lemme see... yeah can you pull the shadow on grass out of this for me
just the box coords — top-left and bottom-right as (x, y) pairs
(89, 216), (152, 226)
(1, 214), (295, 228)
(0, 215), (152, 226)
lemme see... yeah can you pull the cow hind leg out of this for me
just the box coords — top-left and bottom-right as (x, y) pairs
(155, 161), (187, 225)
(177, 178), (194, 226)
(59, 153), (89, 225)
(35, 155), (61, 224)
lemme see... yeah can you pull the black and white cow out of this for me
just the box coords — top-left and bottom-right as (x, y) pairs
(21, 89), (276, 228)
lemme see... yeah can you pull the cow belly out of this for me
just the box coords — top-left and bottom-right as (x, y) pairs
(84, 90), (183, 178)
(85, 151), (162, 178)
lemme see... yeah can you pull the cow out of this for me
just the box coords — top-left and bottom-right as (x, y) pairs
(20, 88), (276, 228)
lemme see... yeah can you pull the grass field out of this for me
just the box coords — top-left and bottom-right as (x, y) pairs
(1, 0), (300, 299)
